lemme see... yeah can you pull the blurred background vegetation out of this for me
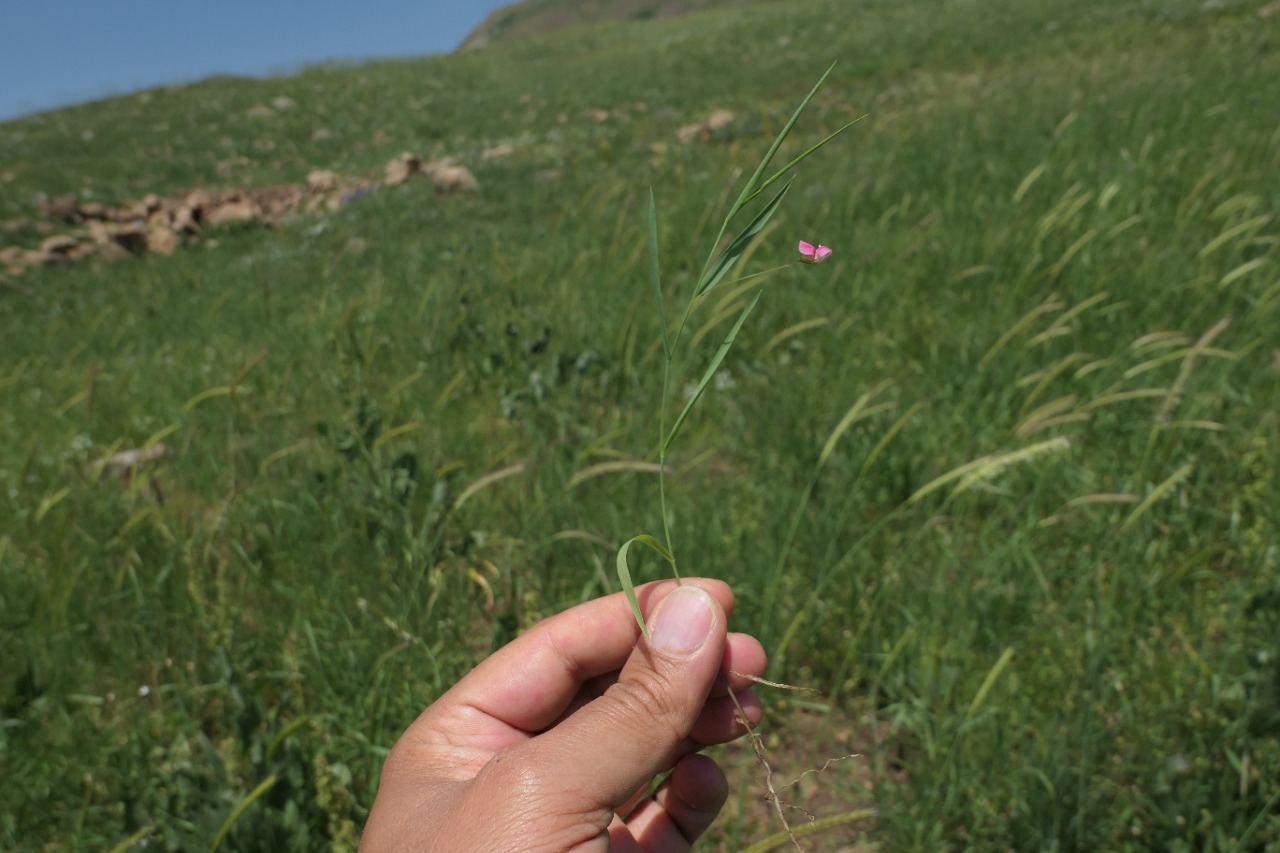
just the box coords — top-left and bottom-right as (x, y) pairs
(2, 0), (1278, 849)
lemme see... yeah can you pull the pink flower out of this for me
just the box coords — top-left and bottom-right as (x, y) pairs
(798, 240), (833, 264)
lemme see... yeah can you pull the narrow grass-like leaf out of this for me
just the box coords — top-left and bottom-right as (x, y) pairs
(861, 401), (923, 478)
(819, 380), (894, 467)
(908, 438), (1070, 504)
(615, 534), (678, 637)
(965, 646), (1015, 721)
(265, 715), (311, 764)
(108, 826), (155, 853)
(208, 774), (278, 853)
(567, 460), (668, 489)
(372, 420), (422, 450)
(452, 463), (527, 511)
(695, 180), (794, 298)
(1119, 462), (1195, 532)
(664, 291), (761, 452)
(183, 385), (234, 412)
(761, 316), (830, 354)
(33, 487), (71, 525)
(649, 189), (670, 360)
(740, 115), (866, 209)
(742, 808), (877, 853)
(724, 62), (837, 226)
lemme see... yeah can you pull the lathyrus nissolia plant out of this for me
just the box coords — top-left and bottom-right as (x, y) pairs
(616, 64), (860, 635)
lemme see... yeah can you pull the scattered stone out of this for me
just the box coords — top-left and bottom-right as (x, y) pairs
(481, 144), (515, 161)
(65, 242), (96, 261)
(204, 197), (259, 228)
(146, 226), (180, 255)
(675, 108), (736, 143)
(271, 95), (296, 111)
(1, 246), (38, 276)
(384, 152), (422, 186)
(39, 234), (79, 255)
(9, 150), (471, 277)
(89, 220), (149, 255)
(425, 159), (479, 194)
(40, 195), (83, 223)
(306, 170), (340, 193)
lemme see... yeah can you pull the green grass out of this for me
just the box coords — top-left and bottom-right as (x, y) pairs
(2, 0), (1279, 849)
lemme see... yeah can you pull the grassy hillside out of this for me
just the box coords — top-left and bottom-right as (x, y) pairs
(3, 0), (1279, 849)
(457, 0), (756, 51)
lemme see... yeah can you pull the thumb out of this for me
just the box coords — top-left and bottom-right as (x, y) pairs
(523, 584), (727, 809)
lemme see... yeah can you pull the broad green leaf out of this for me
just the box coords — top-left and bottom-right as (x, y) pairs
(695, 180), (793, 298)
(664, 291), (762, 452)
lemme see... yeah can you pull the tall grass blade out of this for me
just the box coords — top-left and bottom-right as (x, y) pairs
(725, 61), (837, 225)
(965, 646), (1015, 721)
(818, 380), (894, 467)
(695, 180), (794, 298)
(649, 189), (671, 359)
(664, 291), (762, 452)
(452, 463), (527, 511)
(208, 774), (278, 853)
(742, 808), (877, 853)
(742, 115), (867, 209)
(1120, 462), (1195, 532)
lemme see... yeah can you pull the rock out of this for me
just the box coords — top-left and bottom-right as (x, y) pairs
(271, 95), (296, 110)
(425, 159), (478, 194)
(88, 220), (150, 255)
(146, 226), (180, 255)
(306, 169), (340, 193)
(171, 195), (204, 234)
(205, 198), (259, 228)
(41, 195), (82, 223)
(676, 108), (736, 143)
(1, 246), (36, 275)
(39, 234), (79, 255)
(481, 144), (515, 161)
(66, 242), (96, 261)
(384, 152), (422, 186)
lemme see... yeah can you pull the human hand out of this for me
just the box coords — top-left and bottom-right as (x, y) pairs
(360, 578), (768, 852)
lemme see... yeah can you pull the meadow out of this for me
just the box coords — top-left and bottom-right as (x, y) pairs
(2, 0), (1279, 849)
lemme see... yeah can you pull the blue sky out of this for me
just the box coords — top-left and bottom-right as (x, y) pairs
(0, 1), (512, 121)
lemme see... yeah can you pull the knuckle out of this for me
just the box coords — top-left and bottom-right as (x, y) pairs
(605, 668), (690, 746)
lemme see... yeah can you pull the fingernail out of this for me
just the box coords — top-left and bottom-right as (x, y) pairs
(651, 587), (715, 656)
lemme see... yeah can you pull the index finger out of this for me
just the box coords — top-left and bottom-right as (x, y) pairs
(422, 579), (737, 734)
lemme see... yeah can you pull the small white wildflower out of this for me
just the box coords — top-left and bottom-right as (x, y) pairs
(138, 685), (151, 697)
